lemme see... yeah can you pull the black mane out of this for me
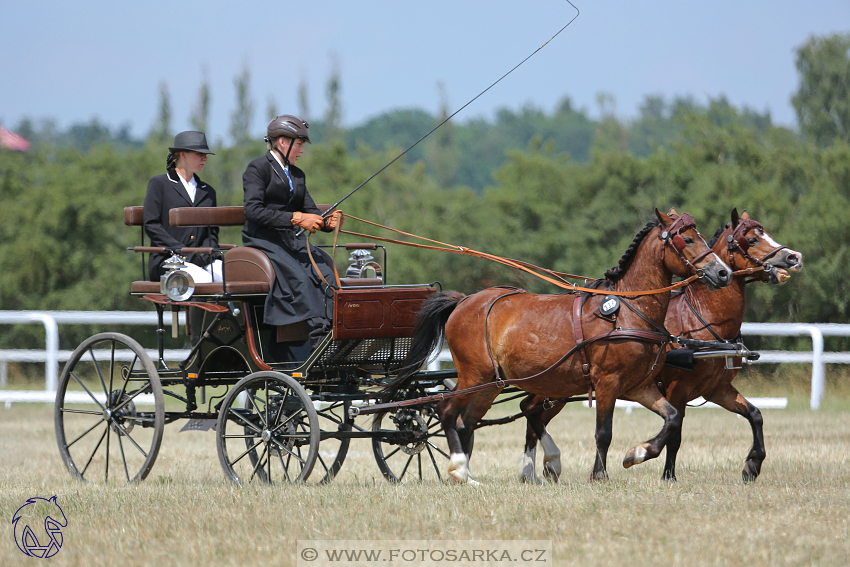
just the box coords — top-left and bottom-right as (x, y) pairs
(604, 219), (660, 283)
(707, 225), (726, 248)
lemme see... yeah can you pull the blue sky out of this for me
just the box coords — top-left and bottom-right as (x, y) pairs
(1, 0), (847, 143)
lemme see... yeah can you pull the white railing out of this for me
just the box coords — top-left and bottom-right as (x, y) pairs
(0, 311), (189, 406)
(2, 312), (849, 409)
(428, 323), (850, 410)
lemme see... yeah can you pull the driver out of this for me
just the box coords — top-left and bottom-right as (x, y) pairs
(242, 115), (342, 347)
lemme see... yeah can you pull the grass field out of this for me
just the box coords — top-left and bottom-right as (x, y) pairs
(2, 372), (849, 566)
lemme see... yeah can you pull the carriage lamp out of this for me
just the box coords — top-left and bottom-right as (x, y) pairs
(160, 254), (195, 302)
(346, 249), (383, 281)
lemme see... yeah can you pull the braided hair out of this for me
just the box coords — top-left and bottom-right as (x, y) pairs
(604, 219), (660, 283)
(166, 152), (178, 171)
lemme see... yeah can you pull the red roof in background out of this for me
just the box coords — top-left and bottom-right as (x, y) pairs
(0, 125), (31, 151)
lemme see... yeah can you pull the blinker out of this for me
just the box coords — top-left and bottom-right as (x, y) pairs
(672, 234), (686, 251)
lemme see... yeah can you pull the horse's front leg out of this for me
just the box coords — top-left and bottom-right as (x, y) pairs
(622, 382), (682, 469)
(705, 384), (766, 482)
(591, 391), (617, 481)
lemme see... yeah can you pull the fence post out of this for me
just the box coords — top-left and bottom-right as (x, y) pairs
(802, 326), (825, 410)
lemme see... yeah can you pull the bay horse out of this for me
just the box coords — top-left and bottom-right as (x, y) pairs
(386, 209), (731, 483)
(518, 209), (802, 484)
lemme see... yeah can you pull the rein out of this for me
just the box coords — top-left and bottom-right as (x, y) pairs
(333, 214), (703, 297)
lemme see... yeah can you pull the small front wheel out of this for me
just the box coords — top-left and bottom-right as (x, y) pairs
(216, 371), (319, 484)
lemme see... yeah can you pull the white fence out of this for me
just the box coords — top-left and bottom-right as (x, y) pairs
(1, 311), (849, 409)
(0, 311), (190, 406)
(427, 322), (850, 410)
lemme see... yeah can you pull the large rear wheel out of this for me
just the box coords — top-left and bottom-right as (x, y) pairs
(216, 371), (319, 485)
(54, 333), (164, 484)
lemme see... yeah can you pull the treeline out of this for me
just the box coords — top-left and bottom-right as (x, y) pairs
(0, 34), (848, 351)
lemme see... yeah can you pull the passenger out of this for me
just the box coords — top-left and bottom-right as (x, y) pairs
(143, 131), (222, 283)
(242, 115), (342, 347)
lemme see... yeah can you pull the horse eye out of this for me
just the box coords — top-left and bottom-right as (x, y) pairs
(683, 236), (694, 245)
(748, 237), (758, 246)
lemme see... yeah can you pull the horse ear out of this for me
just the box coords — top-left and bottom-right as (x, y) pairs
(656, 208), (672, 226)
(741, 209), (750, 220)
(731, 208), (740, 227)
(667, 207), (678, 216)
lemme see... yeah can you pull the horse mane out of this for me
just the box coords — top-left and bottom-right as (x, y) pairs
(604, 219), (660, 283)
(707, 225), (726, 248)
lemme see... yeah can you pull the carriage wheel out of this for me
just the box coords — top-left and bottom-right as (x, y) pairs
(54, 333), (165, 484)
(216, 371), (319, 485)
(312, 400), (352, 484)
(371, 404), (449, 483)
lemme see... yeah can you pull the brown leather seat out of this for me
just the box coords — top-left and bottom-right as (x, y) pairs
(130, 247), (275, 296)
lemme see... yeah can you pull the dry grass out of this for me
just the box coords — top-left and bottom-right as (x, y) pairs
(2, 389), (849, 566)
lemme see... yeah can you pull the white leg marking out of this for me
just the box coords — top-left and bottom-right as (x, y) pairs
(540, 428), (562, 480)
(448, 452), (478, 485)
(519, 446), (542, 484)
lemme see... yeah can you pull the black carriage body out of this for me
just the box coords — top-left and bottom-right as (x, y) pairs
(53, 205), (457, 485)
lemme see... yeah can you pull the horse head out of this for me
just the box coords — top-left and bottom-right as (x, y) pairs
(722, 208), (803, 284)
(656, 208), (731, 291)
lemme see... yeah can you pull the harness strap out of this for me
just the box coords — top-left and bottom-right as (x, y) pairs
(367, 328), (669, 414)
(572, 297), (594, 406)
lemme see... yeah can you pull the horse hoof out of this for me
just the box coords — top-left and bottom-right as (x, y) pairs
(623, 444), (649, 469)
(742, 465), (761, 483)
(542, 466), (560, 483)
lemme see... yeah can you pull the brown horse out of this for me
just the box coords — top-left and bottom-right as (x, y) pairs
(387, 210), (731, 483)
(518, 209), (802, 484)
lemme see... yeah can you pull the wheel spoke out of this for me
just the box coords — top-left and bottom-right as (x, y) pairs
(105, 422), (111, 482)
(61, 407), (105, 417)
(109, 420), (148, 458)
(397, 453), (415, 481)
(249, 443), (270, 482)
(80, 426), (108, 477)
(228, 437), (264, 467)
(426, 445), (443, 481)
(427, 440), (451, 459)
(70, 371), (107, 412)
(111, 383), (152, 414)
(66, 416), (107, 449)
(226, 408), (263, 434)
(87, 346), (110, 400)
(117, 430), (130, 483)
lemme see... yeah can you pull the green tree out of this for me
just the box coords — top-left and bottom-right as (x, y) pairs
(792, 33), (850, 147)
(190, 69), (211, 134)
(229, 65), (253, 146)
(151, 81), (172, 143)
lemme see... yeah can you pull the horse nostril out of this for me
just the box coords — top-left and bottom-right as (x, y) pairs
(719, 269), (729, 282)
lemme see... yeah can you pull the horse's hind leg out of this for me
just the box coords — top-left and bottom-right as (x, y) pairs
(519, 395), (565, 483)
(622, 382), (682, 469)
(705, 384), (766, 482)
(519, 395), (543, 484)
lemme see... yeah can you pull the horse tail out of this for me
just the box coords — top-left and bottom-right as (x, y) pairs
(383, 290), (466, 395)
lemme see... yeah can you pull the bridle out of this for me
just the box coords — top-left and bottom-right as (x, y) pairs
(726, 219), (787, 278)
(658, 213), (716, 278)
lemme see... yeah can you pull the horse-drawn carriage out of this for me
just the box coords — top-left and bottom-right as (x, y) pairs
(54, 206), (802, 486)
(54, 205), (456, 485)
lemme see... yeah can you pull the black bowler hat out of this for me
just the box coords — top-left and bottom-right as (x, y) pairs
(168, 131), (215, 154)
